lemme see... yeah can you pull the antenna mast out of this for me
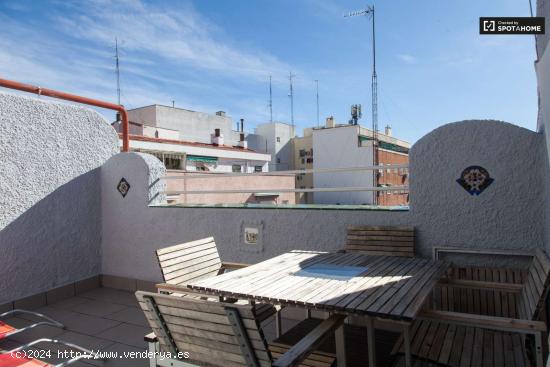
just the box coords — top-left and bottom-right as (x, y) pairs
(115, 37), (121, 106)
(315, 80), (320, 127)
(345, 5), (378, 204)
(269, 75), (273, 123)
(289, 71), (295, 127)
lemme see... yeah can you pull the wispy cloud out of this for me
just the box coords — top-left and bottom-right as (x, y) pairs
(0, 0), (304, 121)
(397, 53), (418, 65)
(54, 0), (294, 83)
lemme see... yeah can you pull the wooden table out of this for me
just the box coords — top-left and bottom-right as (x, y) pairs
(187, 251), (449, 367)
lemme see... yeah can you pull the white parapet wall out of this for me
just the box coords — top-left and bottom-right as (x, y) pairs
(100, 119), (546, 284)
(0, 92), (119, 303)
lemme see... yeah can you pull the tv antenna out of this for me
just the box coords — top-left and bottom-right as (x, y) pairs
(115, 37), (121, 106)
(269, 75), (273, 123)
(345, 5), (378, 204)
(315, 80), (320, 127)
(345, 5), (378, 144)
(288, 71), (295, 127)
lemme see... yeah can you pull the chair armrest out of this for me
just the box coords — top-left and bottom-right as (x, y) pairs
(221, 261), (250, 270)
(144, 332), (158, 343)
(272, 314), (346, 367)
(437, 278), (523, 292)
(419, 309), (547, 334)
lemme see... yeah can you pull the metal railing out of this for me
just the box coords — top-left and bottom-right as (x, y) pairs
(160, 164), (409, 197)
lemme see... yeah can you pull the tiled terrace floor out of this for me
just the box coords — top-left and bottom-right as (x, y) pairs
(1, 287), (400, 366)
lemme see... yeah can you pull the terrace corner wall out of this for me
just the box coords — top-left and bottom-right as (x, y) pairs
(410, 120), (544, 258)
(535, 0), (550, 254)
(0, 92), (118, 303)
(100, 152), (409, 284)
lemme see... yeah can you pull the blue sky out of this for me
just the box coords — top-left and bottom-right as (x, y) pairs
(0, 0), (538, 143)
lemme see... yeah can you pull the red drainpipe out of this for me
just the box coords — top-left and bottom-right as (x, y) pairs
(0, 78), (130, 152)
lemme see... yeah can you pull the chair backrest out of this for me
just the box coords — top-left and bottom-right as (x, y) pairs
(343, 225), (415, 257)
(517, 249), (550, 320)
(136, 291), (272, 367)
(156, 237), (223, 286)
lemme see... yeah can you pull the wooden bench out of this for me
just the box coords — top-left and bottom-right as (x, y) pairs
(341, 226), (415, 257)
(136, 291), (346, 367)
(392, 249), (550, 367)
(155, 237), (276, 323)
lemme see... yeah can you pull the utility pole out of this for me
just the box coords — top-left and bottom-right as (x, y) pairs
(315, 80), (320, 128)
(289, 72), (295, 127)
(115, 37), (121, 106)
(269, 75), (273, 123)
(345, 5), (378, 204)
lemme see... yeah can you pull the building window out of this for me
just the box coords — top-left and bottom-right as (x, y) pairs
(254, 166), (263, 172)
(306, 158), (313, 164)
(301, 158), (306, 164)
(299, 149), (306, 157)
(277, 158), (281, 164)
(276, 137), (281, 142)
(232, 165), (242, 172)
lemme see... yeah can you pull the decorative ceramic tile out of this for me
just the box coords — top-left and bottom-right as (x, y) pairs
(456, 166), (494, 196)
(117, 178), (131, 198)
(239, 221), (264, 253)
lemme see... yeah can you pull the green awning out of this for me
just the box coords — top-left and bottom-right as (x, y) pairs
(187, 155), (218, 163)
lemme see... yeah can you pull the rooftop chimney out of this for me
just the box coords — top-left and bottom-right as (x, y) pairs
(326, 116), (335, 128)
(385, 125), (392, 137)
(240, 118), (244, 132)
(238, 133), (248, 149)
(212, 128), (224, 146)
(216, 111), (226, 117)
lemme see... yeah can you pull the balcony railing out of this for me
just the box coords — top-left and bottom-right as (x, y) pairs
(158, 164), (409, 207)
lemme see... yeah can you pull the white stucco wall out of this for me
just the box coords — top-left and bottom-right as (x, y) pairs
(536, 0), (550, 254)
(313, 125), (375, 205)
(101, 152), (407, 283)
(410, 120), (544, 257)
(0, 92), (119, 303)
(100, 119), (546, 283)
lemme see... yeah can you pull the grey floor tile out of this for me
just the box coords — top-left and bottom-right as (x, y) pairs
(20, 306), (122, 335)
(78, 289), (139, 308)
(48, 296), (90, 310)
(96, 323), (150, 349)
(69, 299), (128, 318)
(103, 307), (149, 327)
(55, 330), (116, 351)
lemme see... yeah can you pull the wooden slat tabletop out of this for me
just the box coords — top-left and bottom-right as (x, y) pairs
(188, 251), (449, 321)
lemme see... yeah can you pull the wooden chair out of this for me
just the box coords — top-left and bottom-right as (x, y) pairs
(155, 237), (277, 324)
(392, 249), (550, 367)
(341, 226), (415, 257)
(136, 290), (346, 367)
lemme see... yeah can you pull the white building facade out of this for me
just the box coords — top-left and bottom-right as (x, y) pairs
(247, 122), (295, 171)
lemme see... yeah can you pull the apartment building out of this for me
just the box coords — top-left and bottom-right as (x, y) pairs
(292, 131), (314, 203)
(292, 117), (409, 206)
(247, 122), (295, 171)
(112, 105), (270, 173)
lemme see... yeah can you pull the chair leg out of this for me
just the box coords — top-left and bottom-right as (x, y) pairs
(403, 323), (412, 367)
(275, 311), (282, 338)
(366, 316), (376, 367)
(535, 332), (543, 367)
(335, 324), (346, 367)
